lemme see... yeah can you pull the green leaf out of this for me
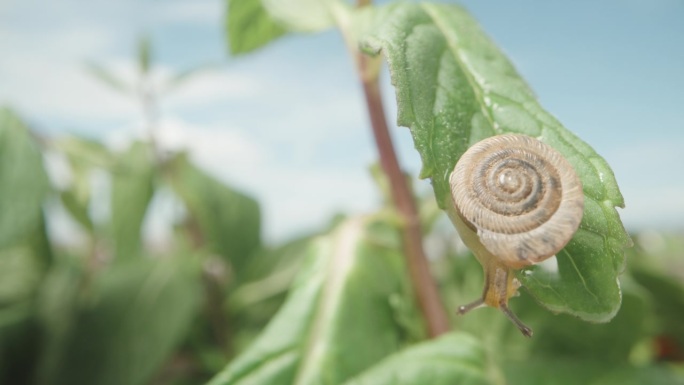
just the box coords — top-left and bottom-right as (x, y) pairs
(590, 366), (684, 385)
(260, 0), (340, 33)
(60, 189), (94, 232)
(111, 142), (155, 262)
(0, 224), (50, 383)
(225, 0), (342, 55)
(229, 235), (310, 311)
(0, 314), (41, 385)
(0, 215), (52, 328)
(360, 3), (630, 321)
(37, 257), (201, 385)
(0, 245), (43, 308)
(504, 359), (684, 385)
(35, 255), (85, 385)
(227, 234), (317, 356)
(168, 154), (260, 276)
(630, 266), (684, 352)
(0, 108), (50, 250)
(207, 215), (418, 385)
(226, 0), (286, 55)
(525, 284), (650, 363)
(55, 135), (115, 231)
(138, 35), (152, 75)
(55, 135), (114, 170)
(343, 332), (489, 385)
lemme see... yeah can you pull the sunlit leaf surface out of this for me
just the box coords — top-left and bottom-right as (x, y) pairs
(343, 332), (489, 385)
(208, 216), (418, 385)
(0, 108), (49, 250)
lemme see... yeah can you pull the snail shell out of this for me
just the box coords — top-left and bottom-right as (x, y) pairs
(449, 134), (584, 269)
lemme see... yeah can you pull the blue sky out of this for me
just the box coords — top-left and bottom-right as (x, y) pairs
(1, 0), (683, 243)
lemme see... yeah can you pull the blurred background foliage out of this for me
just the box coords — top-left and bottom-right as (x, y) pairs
(1, 94), (683, 383)
(0, 7), (683, 385)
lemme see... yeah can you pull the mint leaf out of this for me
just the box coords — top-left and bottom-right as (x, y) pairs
(360, 3), (630, 321)
(260, 0), (339, 33)
(110, 142), (155, 262)
(167, 154), (260, 277)
(55, 135), (115, 233)
(225, 0), (342, 55)
(37, 258), (201, 385)
(343, 332), (489, 385)
(207, 216), (418, 385)
(0, 108), (49, 250)
(226, 0), (286, 54)
(504, 359), (684, 385)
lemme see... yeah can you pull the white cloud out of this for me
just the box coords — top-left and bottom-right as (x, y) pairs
(0, 14), (138, 121)
(163, 70), (264, 108)
(0, 0), (230, 124)
(155, 117), (267, 168)
(0, 56), (136, 121)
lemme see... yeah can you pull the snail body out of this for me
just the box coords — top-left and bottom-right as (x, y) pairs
(449, 134), (584, 337)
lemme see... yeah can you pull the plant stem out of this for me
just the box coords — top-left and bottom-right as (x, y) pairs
(341, 2), (450, 336)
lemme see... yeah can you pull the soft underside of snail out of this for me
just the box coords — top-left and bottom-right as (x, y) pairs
(449, 133), (584, 337)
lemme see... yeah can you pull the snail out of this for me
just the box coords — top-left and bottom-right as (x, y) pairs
(449, 134), (584, 337)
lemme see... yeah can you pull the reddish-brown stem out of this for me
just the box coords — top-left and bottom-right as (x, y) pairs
(354, 51), (450, 337)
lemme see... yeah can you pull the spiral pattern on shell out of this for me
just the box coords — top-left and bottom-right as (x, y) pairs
(450, 134), (584, 269)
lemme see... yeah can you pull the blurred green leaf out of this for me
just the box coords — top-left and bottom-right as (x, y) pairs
(56, 135), (115, 232)
(0, 108), (50, 250)
(504, 359), (684, 385)
(55, 135), (114, 170)
(226, 0), (286, 55)
(0, 214), (52, 329)
(56, 136), (113, 208)
(138, 36), (152, 75)
(440, 243), (657, 364)
(168, 154), (260, 276)
(631, 232), (684, 277)
(526, 285), (649, 363)
(225, 0), (342, 55)
(60, 190), (94, 232)
(0, 246), (43, 309)
(0, 316), (41, 385)
(35, 255), (86, 385)
(0, 217), (52, 384)
(631, 267), (684, 353)
(343, 332), (489, 385)
(590, 365), (684, 385)
(111, 142), (155, 262)
(207, 215), (417, 385)
(226, 234), (315, 356)
(85, 62), (131, 95)
(229, 235), (310, 311)
(38, 257), (201, 385)
(260, 0), (340, 33)
(360, 3), (629, 321)
(626, 233), (684, 354)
